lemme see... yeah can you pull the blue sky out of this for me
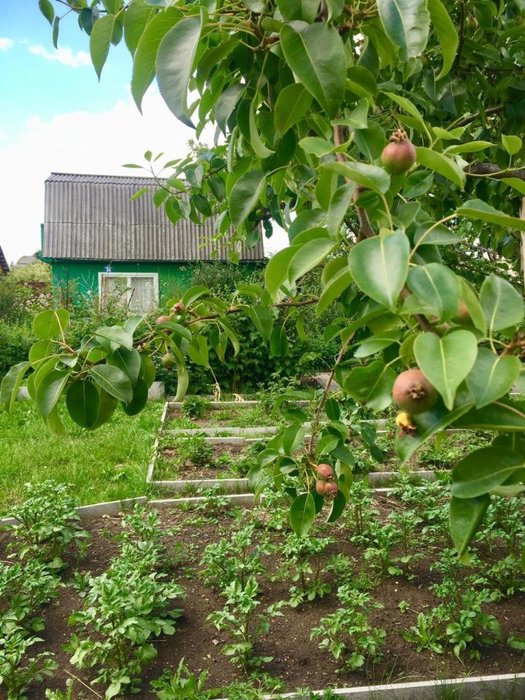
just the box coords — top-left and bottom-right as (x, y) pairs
(0, 1), (285, 266)
(0, 1), (198, 264)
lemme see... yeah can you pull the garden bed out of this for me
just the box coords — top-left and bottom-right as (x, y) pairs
(3, 479), (524, 699)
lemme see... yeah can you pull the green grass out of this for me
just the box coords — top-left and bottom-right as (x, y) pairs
(0, 400), (163, 515)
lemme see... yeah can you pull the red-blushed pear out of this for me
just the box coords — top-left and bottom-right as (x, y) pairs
(392, 368), (438, 415)
(381, 129), (417, 175)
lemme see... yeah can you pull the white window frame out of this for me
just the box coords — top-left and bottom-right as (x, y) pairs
(98, 272), (159, 313)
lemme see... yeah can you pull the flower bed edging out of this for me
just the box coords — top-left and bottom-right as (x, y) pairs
(151, 477), (250, 493)
(215, 673), (525, 700)
(0, 496), (149, 526)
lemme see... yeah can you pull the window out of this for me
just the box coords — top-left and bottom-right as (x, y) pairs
(99, 272), (159, 313)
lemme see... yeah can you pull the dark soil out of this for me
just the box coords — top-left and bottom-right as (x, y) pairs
(3, 495), (524, 700)
(156, 443), (249, 479)
(166, 406), (279, 429)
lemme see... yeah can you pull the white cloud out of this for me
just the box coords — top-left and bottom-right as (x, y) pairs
(28, 45), (91, 67)
(0, 38), (14, 51)
(0, 90), (286, 266)
(0, 92), (207, 264)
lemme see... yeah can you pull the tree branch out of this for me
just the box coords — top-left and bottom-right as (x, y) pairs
(333, 125), (375, 240)
(451, 105), (503, 127)
(468, 163), (525, 181)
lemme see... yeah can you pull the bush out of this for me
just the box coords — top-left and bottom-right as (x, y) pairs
(0, 262), (52, 324)
(156, 263), (337, 395)
(0, 321), (34, 381)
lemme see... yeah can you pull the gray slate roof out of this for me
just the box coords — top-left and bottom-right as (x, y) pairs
(0, 246), (9, 274)
(43, 173), (264, 262)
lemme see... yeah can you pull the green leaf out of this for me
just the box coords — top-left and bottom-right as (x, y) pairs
(466, 348), (521, 409)
(407, 263), (460, 321)
(131, 8), (182, 110)
(348, 229), (410, 309)
(108, 347), (142, 385)
(327, 183), (356, 237)
(0, 362), (30, 412)
(428, 0), (458, 79)
(280, 23), (346, 118)
(274, 84), (312, 136)
(95, 326), (133, 351)
(317, 263), (353, 315)
(215, 84), (244, 132)
(52, 17), (59, 49)
(124, 0), (155, 55)
(156, 320), (192, 342)
(33, 309), (70, 341)
(282, 423), (307, 455)
(451, 446), (525, 498)
(458, 278), (487, 334)
(122, 378), (149, 415)
(90, 365), (133, 403)
(36, 370), (69, 418)
(449, 495), (490, 557)
(39, 0), (55, 25)
(323, 161), (390, 194)
(66, 381), (100, 428)
(249, 101), (274, 158)
(457, 199), (525, 231)
(445, 141), (494, 155)
(276, 0), (319, 21)
(270, 326), (289, 357)
(187, 335), (210, 367)
(289, 493), (316, 537)
(248, 305), (274, 341)
(182, 285), (210, 307)
(265, 247), (296, 300)
(157, 13), (203, 127)
(377, 0), (430, 61)
(453, 400), (525, 432)
(354, 330), (400, 358)
(414, 331), (478, 410)
(416, 147), (465, 189)
(502, 134), (522, 156)
(383, 92), (428, 135)
(299, 137), (335, 157)
(288, 236), (337, 286)
(229, 171), (266, 227)
(343, 361), (396, 411)
(480, 274), (524, 334)
(140, 354), (156, 388)
(90, 14), (116, 79)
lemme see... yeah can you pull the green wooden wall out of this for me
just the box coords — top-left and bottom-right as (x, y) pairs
(47, 259), (261, 306)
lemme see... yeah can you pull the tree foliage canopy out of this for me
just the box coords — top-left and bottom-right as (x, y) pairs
(3, 0), (525, 551)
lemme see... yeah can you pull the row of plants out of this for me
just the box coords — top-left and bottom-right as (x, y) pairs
(155, 436), (266, 481)
(2, 476), (523, 698)
(0, 481), (88, 699)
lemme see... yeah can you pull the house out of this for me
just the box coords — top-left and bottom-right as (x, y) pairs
(15, 255), (38, 268)
(41, 173), (265, 312)
(0, 245), (9, 274)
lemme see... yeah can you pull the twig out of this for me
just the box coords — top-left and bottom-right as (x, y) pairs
(307, 334), (353, 457)
(468, 163), (525, 181)
(451, 105), (503, 128)
(65, 670), (103, 698)
(333, 125), (375, 240)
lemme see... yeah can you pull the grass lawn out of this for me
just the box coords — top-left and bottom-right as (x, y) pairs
(0, 400), (163, 514)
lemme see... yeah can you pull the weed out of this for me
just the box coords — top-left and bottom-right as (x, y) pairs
(311, 586), (386, 672)
(207, 576), (284, 672)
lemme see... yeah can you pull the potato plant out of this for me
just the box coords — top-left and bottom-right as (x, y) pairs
(1, 0), (524, 553)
